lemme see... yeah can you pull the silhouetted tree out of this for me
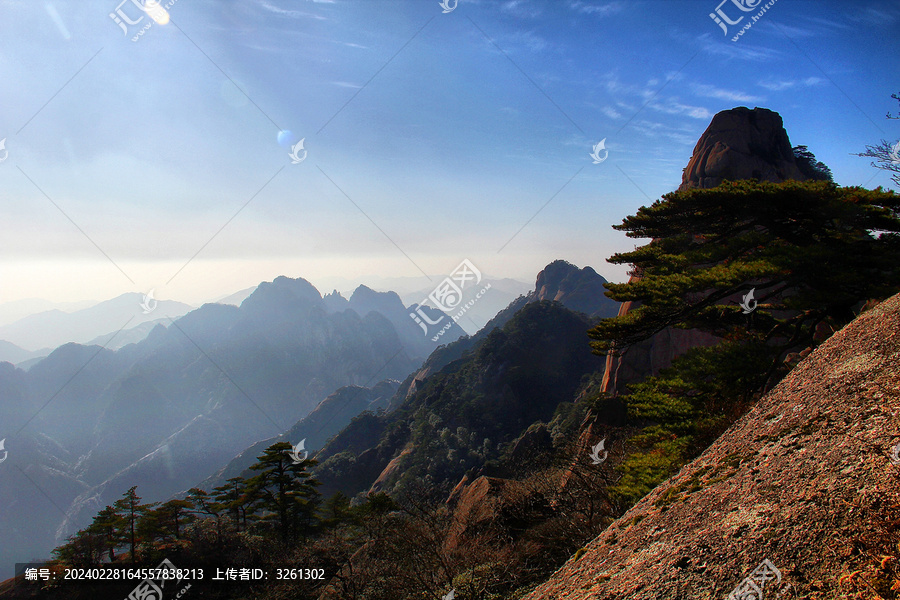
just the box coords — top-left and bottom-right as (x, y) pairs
(91, 505), (124, 562)
(139, 498), (196, 543)
(246, 442), (321, 543)
(792, 145), (833, 182)
(320, 491), (355, 529)
(856, 92), (900, 187)
(213, 476), (255, 531)
(113, 486), (157, 563)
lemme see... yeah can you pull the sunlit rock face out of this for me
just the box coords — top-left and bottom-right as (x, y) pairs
(678, 106), (806, 191)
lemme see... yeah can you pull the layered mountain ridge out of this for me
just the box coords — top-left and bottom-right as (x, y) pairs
(0, 275), (462, 581)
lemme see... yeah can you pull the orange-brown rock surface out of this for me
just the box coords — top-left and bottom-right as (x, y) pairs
(678, 106), (806, 191)
(524, 293), (900, 599)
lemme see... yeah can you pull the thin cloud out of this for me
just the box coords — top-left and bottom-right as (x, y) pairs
(501, 0), (543, 19)
(567, 1), (625, 16)
(695, 32), (783, 62)
(501, 29), (551, 53)
(757, 77), (824, 92)
(692, 83), (762, 103)
(628, 119), (699, 146)
(601, 106), (623, 119)
(257, 0), (327, 19)
(648, 98), (712, 120)
(848, 5), (900, 25)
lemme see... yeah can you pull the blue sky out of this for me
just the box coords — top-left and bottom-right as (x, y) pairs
(0, 0), (898, 305)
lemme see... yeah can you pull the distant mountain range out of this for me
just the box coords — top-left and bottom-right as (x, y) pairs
(0, 273), (530, 358)
(0, 274), (472, 580)
(200, 260), (619, 505)
(0, 293), (194, 352)
(214, 286), (257, 306)
(0, 340), (44, 365)
(0, 298), (98, 328)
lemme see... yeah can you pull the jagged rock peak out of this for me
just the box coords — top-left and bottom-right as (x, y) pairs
(679, 106), (808, 191)
(532, 260), (616, 319)
(322, 289), (349, 312)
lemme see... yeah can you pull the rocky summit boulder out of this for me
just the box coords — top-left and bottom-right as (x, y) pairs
(678, 106), (806, 191)
(524, 293), (900, 600)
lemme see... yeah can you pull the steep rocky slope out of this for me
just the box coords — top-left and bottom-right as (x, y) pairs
(311, 299), (605, 500)
(525, 293), (900, 599)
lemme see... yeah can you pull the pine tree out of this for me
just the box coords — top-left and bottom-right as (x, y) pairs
(213, 477), (254, 531)
(589, 180), (900, 382)
(856, 92), (900, 187)
(91, 505), (123, 562)
(589, 179), (900, 505)
(139, 498), (196, 543)
(112, 486), (157, 564)
(792, 145), (833, 182)
(186, 488), (224, 542)
(53, 529), (102, 568)
(246, 442), (321, 543)
(321, 491), (355, 529)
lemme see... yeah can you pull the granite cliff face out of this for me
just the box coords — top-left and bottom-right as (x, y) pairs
(601, 107), (811, 396)
(525, 293), (900, 600)
(678, 106), (807, 191)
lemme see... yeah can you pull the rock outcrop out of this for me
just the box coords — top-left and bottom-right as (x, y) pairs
(444, 476), (530, 550)
(525, 293), (900, 599)
(678, 106), (806, 191)
(396, 260), (618, 404)
(531, 260), (619, 319)
(600, 107), (811, 396)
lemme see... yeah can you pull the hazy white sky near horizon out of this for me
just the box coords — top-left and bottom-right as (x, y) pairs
(1, 0), (898, 305)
